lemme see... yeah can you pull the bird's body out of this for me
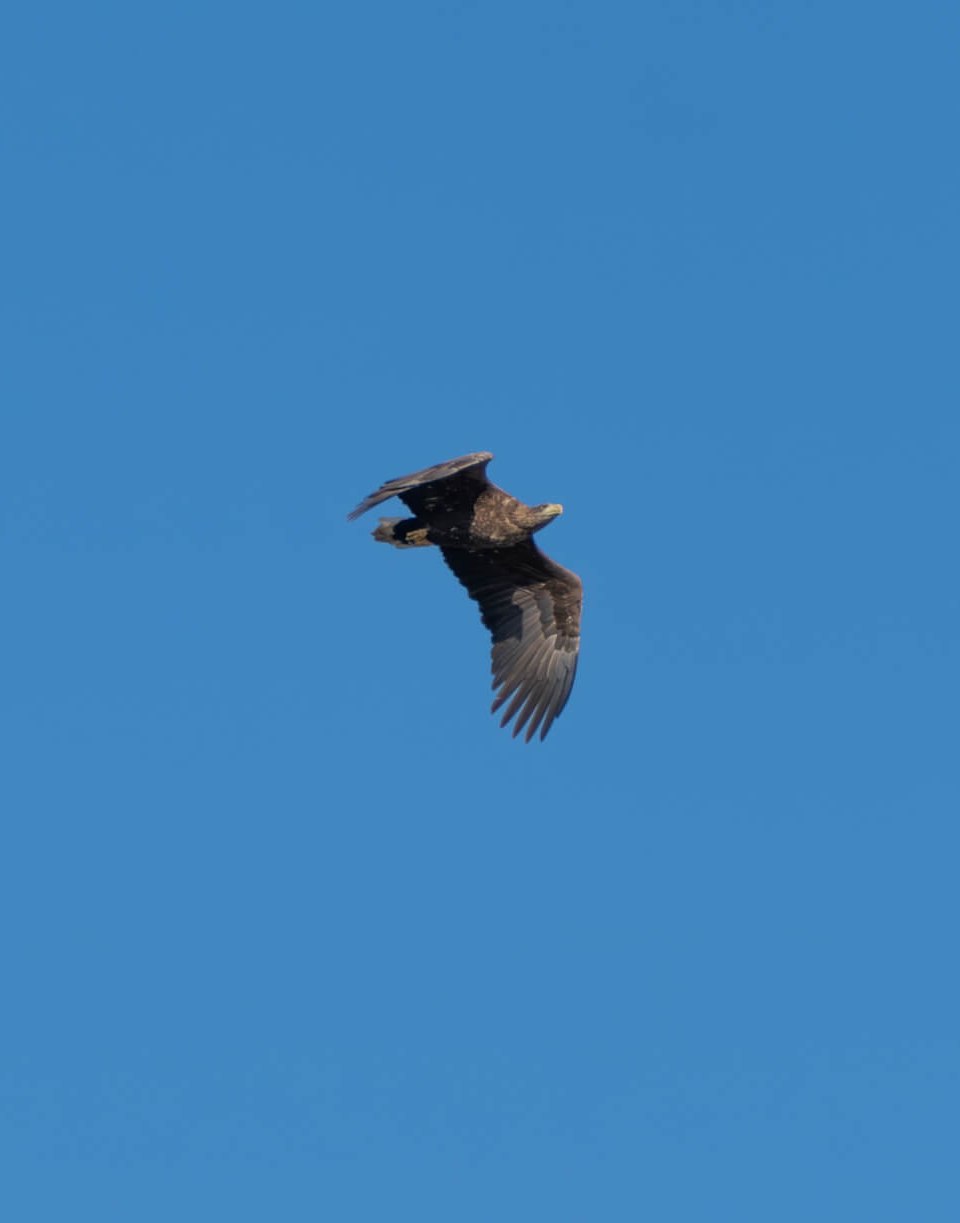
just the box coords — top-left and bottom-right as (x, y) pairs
(348, 452), (582, 742)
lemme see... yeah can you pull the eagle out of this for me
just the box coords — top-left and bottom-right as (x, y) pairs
(348, 452), (582, 742)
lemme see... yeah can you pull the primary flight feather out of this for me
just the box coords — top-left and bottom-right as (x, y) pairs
(348, 452), (582, 742)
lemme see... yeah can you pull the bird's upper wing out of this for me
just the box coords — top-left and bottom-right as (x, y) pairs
(440, 540), (582, 742)
(347, 452), (493, 521)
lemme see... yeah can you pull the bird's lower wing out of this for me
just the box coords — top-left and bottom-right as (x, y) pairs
(440, 542), (582, 742)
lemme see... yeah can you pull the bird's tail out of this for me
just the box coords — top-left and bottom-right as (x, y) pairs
(372, 517), (434, 548)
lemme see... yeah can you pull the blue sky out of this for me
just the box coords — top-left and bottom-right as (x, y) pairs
(3, 2), (959, 1219)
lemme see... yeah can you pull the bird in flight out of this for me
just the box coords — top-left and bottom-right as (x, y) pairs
(348, 452), (582, 742)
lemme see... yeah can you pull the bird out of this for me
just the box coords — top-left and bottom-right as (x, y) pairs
(348, 452), (582, 742)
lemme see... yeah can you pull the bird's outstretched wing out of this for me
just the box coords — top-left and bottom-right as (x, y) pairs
(347, 452), (493, 521)
(440, 540), (582, 742)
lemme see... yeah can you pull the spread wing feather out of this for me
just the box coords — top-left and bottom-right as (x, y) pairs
(347, 452), (493, 521)
(440, 541), (582, 742)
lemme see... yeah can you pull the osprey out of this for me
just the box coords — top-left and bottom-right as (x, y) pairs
(348, 452), (582, 742)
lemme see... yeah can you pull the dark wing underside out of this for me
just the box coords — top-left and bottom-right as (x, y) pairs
(347, 452), (493, 521)
(440, 540), (582, 742)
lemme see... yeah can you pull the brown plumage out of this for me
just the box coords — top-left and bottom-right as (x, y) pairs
(348, 452), (582, 742)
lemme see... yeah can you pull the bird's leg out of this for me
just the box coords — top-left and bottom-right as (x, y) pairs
(372, 517), (434, 548)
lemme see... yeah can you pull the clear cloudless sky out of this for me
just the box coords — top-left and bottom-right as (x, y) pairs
(3, 3), (958, 1220)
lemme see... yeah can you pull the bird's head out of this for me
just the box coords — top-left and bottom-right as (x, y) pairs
(529, 503), (564, 531)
